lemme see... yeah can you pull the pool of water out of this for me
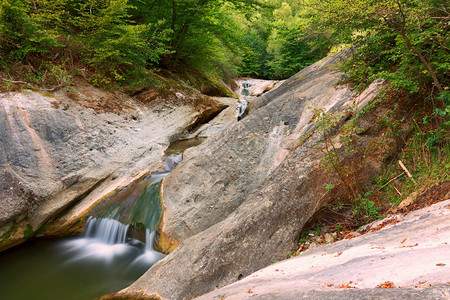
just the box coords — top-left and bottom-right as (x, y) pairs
(0, 236), (157, 300)
(0, 138), (206, 300)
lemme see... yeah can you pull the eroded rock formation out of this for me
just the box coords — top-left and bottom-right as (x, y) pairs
(0, 85), (224, 250)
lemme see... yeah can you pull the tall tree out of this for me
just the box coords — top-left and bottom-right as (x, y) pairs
(305, 0), (449, 93)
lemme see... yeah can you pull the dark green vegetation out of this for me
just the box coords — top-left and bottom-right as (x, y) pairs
(312, 86), (449, 231)
(290, 0), (449, 229)
(238, 0), (331, 79)
(0, 0), (262, 90)
(1, 1), (448, 89)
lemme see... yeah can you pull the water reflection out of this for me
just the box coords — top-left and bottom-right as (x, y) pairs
(0, 235), (157, 300)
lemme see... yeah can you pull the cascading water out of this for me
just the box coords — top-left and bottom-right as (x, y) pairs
(162, 153), (182, 172)
(84, 217), (129, 244)
(67, 153), (184, 263)
(0, 149), (192, 300)
(242, 82), (251, 96)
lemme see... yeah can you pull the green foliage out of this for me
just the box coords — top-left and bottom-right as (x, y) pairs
(239, 29), (269, 77)
(239, 0), (331, 79)
(0, 0), (265, 88)
(307, 0), (449, 94)
(266, 24), (326, 79)
(313, 105), (363, 197)
(0, 0), (60, 62)
(353, 191), (382, 223)
(325, 183), (334, 191)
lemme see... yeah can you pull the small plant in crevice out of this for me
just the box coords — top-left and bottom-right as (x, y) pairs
(325, 183), (334, 192)
(352, 191), (382, 223)
(313, 105), (365, 199)
(312, 104), (390, 226)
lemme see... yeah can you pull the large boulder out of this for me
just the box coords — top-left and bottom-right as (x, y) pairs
(197, 200), (450, 299)
(0, 85), (224, 251)
(106, 52), (412, 299)
(157, 53), (355, 251)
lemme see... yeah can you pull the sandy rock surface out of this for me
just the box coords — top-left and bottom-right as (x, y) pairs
(198, 200), (450, 299)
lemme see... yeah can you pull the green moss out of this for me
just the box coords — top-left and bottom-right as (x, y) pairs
(294, 74), (307, 81)
(0, 223), (18, 248)
(23, 224), (34, 238)
(41, 91), (56, 98)
(35, 221), (49, 236)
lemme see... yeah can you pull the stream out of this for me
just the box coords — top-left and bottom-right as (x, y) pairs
(0, 138), (203, 300)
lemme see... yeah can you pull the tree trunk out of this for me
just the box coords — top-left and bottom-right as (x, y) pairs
(399, 30), (444, 93)
(395, 1), (444, 93)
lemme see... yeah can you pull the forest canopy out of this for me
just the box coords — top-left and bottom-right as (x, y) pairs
(0, 0), (448, 97)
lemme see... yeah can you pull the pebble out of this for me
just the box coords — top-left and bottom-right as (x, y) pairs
(324, 233), (335, 244)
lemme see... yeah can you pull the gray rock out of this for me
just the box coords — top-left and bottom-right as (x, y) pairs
(158, 51), (356, 250)
(224, 285), (450, 300)
(0, 87), (224, 250)
(110, 51), (411, 299)
(324, 233), (334, 244)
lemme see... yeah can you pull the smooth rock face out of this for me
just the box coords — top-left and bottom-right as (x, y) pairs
(109, 52), (412, 300)
(0, 87), (223, 250)
(197, 200), (450, 299)
(158, 53), (356, 249)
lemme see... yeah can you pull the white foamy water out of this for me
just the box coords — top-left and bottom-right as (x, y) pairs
(130, 229), (165, 266)
(60, 218), (137, 262)
(84, 217), (130, 244)
(162, 153), (183, 172)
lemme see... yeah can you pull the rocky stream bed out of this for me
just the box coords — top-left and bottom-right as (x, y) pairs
(0, 52), (448, 299)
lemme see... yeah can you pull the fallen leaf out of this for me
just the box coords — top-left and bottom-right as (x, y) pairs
(436, 263), (446, 267)
(401, 243), (418, 248)
(419, 281), (427, 284)
(401, 238), (407, 244)
(335, 282), (356, 289)
(376, 281), (395, 288)
(326, 283), (334, 287)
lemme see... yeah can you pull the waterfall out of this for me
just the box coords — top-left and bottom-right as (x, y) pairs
(235, 99), (248, 121)
(162, 153), (183, 172)
(129, 229), (165, 266)
(84, 217), (130, 244)
(242, 82), (251, 97)
(145, 229), (156, 251)
(67, 140), (195, 266)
